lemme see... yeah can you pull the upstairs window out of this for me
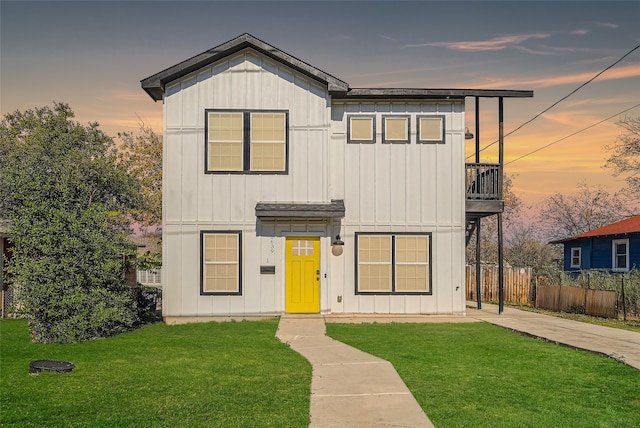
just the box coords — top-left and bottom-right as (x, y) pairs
(612, 239), (629, 272)
(206, 110), (288, 174)
(382, 116), (410, 144)
(570, 247), (581, 268)
(348, 116), (375, 143)
(417, 115), (445, 144)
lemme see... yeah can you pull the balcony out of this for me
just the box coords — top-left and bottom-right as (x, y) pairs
(465, 163), (503, 221)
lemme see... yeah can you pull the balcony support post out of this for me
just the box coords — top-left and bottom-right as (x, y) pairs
(498, 97), (505, 315)
(474, 97), (482, 310)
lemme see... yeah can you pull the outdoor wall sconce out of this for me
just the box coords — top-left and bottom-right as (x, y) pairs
(331, 235), (344, 256)
(465, 128), (474, 140)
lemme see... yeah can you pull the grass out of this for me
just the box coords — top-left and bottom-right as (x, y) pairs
(502, 302), (640, 333)
(326, 322), (640, 428)
(0, 319), (311, 427)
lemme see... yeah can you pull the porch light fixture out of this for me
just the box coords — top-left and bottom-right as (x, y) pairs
(465, 128), (474, 140)
(331, 235), (344, 256)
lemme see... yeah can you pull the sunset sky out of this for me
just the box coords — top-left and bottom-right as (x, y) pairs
(2, 1), (639, 209)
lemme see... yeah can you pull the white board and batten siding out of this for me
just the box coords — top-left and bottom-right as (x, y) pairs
(161, 48), (467, 318)
(162, 49), (332, 317)
(328, 101), (467, 315)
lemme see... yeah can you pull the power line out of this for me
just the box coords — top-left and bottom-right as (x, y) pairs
(467, 43), (640, 160)
(505, 103), (640, 165)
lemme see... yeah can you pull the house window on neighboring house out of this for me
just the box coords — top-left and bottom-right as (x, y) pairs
(206, 110), (288, 174)
(356, 233), (432, 294)
(382, 116), (410, 144)
(570, 247), (581, 268)
(348, 116), (376, 143)
(612, 239), (629, 272)
(417, 115), (445, 144)
(201, 231), (242, 295)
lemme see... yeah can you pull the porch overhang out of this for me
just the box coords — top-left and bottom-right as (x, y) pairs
(255, 200), (345, 220)
(465, 200), (504, 222)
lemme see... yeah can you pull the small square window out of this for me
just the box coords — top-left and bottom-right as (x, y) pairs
(417, 116), (445, 144)
(348, 116), (376, 143)
(382, 116), (410, 144)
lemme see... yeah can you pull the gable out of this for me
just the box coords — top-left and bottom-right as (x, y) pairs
(141, 33), (349, 101)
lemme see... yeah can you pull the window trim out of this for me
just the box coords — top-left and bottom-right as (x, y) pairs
(355, 232), (432, 295)
(347, 115), (376, 144)
(416, 115), (445, 144)
(200, 230), (242, 295)
(204, 109), (289, 175)
(612, 238), (629, 272)
(570, 247), (581, 268)
(382, 115), (411, 144)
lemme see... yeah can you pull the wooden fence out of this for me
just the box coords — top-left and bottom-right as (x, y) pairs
(535, 285), (617, 318)
(466, 265), (532, 304)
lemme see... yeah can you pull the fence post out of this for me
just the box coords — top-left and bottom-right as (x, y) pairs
(621, 275), (627, 321)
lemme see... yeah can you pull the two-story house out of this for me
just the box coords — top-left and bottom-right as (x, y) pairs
(141, 34), (532, 322)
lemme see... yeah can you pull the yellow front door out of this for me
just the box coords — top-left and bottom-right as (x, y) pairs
(285, 237), (320, 313)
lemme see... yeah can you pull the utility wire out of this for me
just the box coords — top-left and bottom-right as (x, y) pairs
(467, 43), (640, 160)
(505, 103), (640, 165)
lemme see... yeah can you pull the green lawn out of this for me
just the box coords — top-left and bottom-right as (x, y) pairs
(327, 322), (640, 428)
(0, 319), (310, 427)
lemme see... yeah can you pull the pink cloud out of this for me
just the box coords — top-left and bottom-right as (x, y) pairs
(405, 33), (551, 51)
(464, 63), (640, 89)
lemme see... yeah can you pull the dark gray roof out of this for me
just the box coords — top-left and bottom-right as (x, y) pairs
(255, 200), (345, 219)
(331, 88), (533, 99)
(141, 33), (534, 102)
(141, 33), (349, 101)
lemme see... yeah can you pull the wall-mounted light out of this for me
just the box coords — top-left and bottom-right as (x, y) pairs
(465, 128), (474, 140)
(331, 235), (344, 256)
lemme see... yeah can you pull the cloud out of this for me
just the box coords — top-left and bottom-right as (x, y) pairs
(329, 34), (353, 41)
(462, 63), (640, 89)
(571, 29), (589, 35)
(378, 34), (397, 42)
(404, 33), (551, 52)
(596, 22), (620, 29)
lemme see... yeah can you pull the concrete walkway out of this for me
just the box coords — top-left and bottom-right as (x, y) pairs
(466, 302), (640, 370)
(276, 314), (434, 428)
(276, 304), (640, 426)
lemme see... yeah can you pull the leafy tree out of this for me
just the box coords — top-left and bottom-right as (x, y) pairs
(117, 123), (162, 225)
(0, 103), (143, 343)
(605, 116), (640, 198)
(537, 182), (633, 242)
(504, 223), (561, 276)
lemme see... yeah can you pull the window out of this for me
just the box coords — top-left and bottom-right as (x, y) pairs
(570, 248), (581, 268)
(382, 116), (410, 144)
(348, 115), (375, 143)
(206, 110), (288, 174)
(201, 231), (242, 294)
(417, 115), (445, 144)
(612, 239), (629, 272)
(356, 233), (432, 294)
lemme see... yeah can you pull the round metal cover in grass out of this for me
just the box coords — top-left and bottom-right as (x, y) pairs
(29, 360), (75, 374)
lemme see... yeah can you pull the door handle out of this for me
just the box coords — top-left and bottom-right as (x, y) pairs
(316, 270), (320, 281)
